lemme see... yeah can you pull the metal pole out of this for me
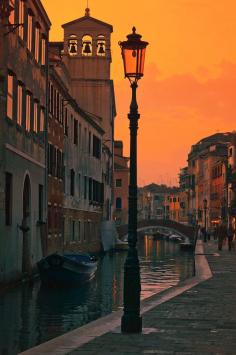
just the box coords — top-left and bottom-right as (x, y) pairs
(121, 82), (142, 333)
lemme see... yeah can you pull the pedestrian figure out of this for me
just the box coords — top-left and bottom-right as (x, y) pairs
(213, 227), (217, 240)
(207, 229), (211, 241)
(216, 222), (227, 251)
(201, 226), (207, 243)
(227, 225), (234, 251)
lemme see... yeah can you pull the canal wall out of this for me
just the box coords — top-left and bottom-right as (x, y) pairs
(19, 240), (212, 355)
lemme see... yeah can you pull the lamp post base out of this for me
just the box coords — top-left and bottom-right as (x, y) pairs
(121, 315), (142, 333)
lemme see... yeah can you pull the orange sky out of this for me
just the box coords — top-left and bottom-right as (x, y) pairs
(42, 0), (236, 186)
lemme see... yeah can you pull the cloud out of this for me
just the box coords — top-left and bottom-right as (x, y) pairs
(114, 61), (236, 185)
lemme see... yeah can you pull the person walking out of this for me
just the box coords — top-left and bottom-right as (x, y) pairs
(227, 225), (234, 251)
(216, 222), (227, 251)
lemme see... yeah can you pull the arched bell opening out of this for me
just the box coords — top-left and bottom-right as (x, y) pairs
(68, 34), (78, 56)
(97, 35), (106, 57)
(82, 35), (92, 56)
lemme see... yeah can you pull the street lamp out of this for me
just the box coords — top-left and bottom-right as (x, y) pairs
(119, 27), (148, 333)
(203, 198), (207, 242)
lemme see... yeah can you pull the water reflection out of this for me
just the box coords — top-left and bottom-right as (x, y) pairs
(0, 235), (193, 354)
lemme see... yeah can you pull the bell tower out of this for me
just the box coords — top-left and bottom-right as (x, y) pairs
(62, 9), (116, 221)
(62, 8), (114, 123)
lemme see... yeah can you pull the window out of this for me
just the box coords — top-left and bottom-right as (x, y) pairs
(97, 35), (106, 56)
(17, 83), (23, 125)
(116, 197), (122, 209)
(33, 101), (38, 132)
(7, 73), (14, 119)
(18, 0), (24, 39)
(27, 13), (33, 51)
(82, 35), (92, 56)
(5, 172), (13, 226)
(9, 0), (15, 25)
(64, 107), (68, 136)
(64, 108), (68, 135)
(35, 26), (40, 62)
(93, 135), (101, 159)
(70, 169), (75, 196)
(78, 173), (81, 197)
(72, 221), (75, 241)
(84, 176), (87, 199)
(116, 179), (122, 187)
(78, 221), (81, 242)
(38, 185), (43, 221)
(41, 37), (46, 65)
(68, 35), (78, 56)
(84, 127), (87, 152)
(40, 108), (45, 132)
(88, 131), (91, 154)
(49, 83), (53, 114)
(89, 178), (92, 200)
(74, 119), (78, 145)
(26, 93), (31, 131)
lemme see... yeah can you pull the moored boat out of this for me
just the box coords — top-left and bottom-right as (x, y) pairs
(37, 252), (98, 286)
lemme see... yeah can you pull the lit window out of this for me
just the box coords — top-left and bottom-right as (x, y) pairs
(40, 108), (45, 132)
(18, 0), (24, 39)
(35, 26), (40, 62)
(26, 93), (31, 131)
(41, 37), (46, 65)
(9, 0), (15, 25)
(17, 83), (23, 125)
(7, 73), (14, 119)
(33, 101), (38, 132)
(27, 13), (33, 51)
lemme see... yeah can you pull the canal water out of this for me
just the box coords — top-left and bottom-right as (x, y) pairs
(0, 234), (194, 354)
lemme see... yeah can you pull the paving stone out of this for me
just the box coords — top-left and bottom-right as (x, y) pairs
(68, 241), (236, 354)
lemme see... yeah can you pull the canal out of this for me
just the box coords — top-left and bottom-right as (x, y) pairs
(0, 234), (194, 354)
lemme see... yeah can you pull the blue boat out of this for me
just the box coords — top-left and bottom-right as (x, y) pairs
(37, 252), (98, 286)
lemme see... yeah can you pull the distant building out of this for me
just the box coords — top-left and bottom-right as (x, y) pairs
(0, 1), (51, 283)
(113, 141), (129, 225)
(138, 184), (180, 222)
(186, 133), (235, 228)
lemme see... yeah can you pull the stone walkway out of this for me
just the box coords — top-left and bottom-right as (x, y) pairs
(20, 240), (236, 355)
(69, 240), (236, 355)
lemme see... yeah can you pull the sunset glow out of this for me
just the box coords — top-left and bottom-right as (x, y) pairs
(41, 0), (236, 185)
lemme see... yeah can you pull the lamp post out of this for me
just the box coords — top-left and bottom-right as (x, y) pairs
(203, 198), (207, 242)
(119, 27), (148, 333)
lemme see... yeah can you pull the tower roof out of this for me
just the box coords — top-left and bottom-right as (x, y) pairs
(62, 11), (113, 32)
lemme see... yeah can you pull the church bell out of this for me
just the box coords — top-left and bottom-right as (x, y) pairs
(98, 43), (105, 55)
(69, 43), (77, 54)
(83, 41), (92, 54)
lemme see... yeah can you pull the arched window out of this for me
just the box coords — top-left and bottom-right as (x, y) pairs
(116, 197), (122, 209)
(97, 35), (106, 56)
(82, 35), (92, 56)
(68, 35), (78, 56)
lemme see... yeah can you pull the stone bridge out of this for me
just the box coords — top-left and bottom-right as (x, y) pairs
(116, 219), (197, 244)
